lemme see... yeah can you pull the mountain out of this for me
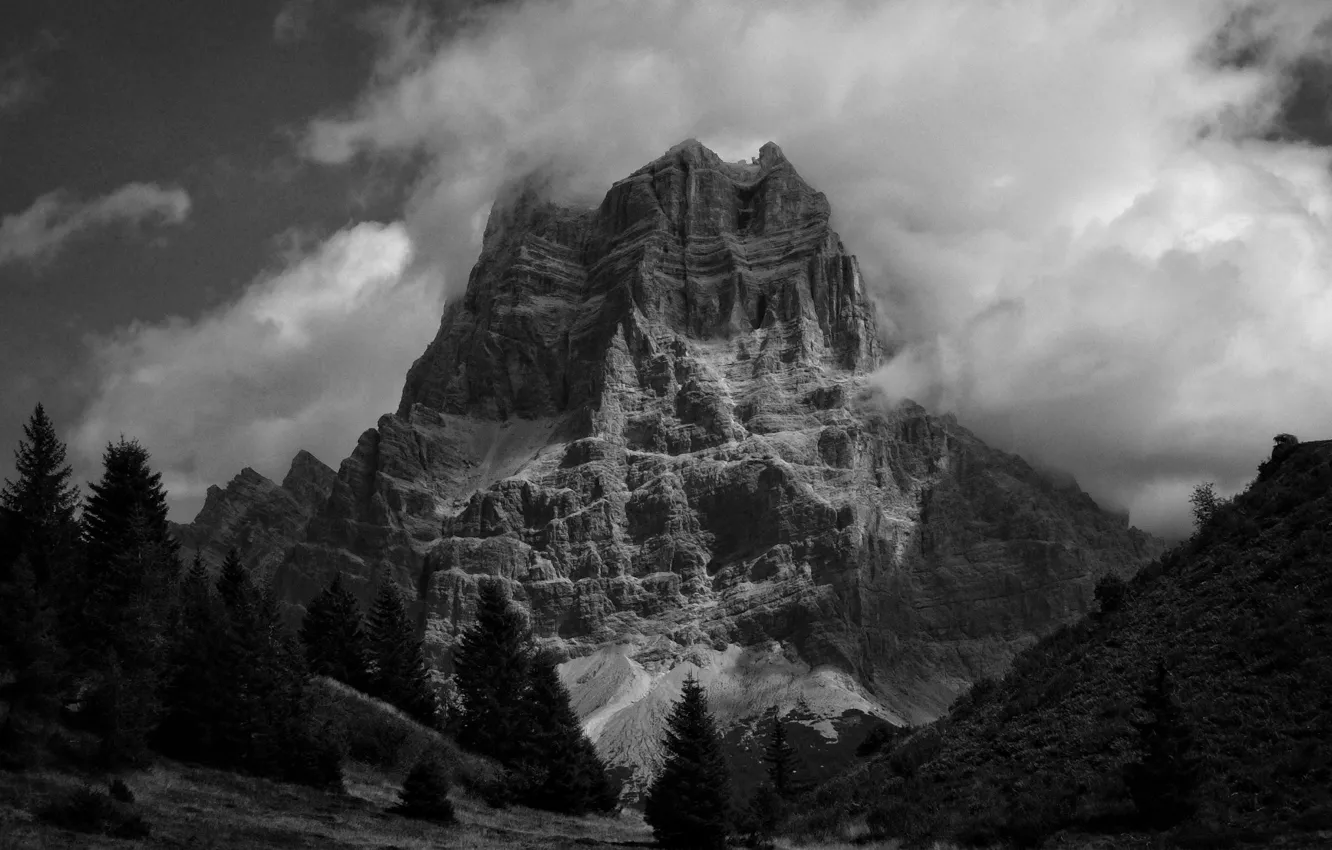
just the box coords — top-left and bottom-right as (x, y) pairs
(178, 139), (1163, 791)
(798, 436), (1332, 847)
(170, 449), (336, 581)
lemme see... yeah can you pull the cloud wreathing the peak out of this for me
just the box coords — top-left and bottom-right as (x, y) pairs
(0, 182), (192, 268)
(303, 0), (1332, 538)
(72, 222), (441, 521)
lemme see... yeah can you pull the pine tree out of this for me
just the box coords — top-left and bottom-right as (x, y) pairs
(0, 555), (67, 767)
(81, 438), (177, 569)
(156, 559), (228, 764)
(645, 674), (732, 850)
(0, 404), (79, 586)
(762, 705), (798, 797)
(392, 754), (455, 823)
(216, 548), (250, 614)
(452, 579), (532, 763)
(300, 572), (371, 691)
(515, 651), (621, 814)
(73, 441), (180, 767)
(1123, 658), (1200, 829)
(366, 577), (439, 728)
(72, 439), (179, 666)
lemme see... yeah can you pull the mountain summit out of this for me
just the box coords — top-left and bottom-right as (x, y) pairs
(179, 140), (1162, 790)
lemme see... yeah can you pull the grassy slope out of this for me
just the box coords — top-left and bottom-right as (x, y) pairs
(792, 439), (1332, 847)
(0, 677), (652, 849)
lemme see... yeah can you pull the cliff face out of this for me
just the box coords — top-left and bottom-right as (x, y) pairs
(171, 449), (335, 581)
(180, 140), (1163, 790)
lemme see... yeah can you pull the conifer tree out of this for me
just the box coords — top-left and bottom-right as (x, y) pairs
(72, 440), (179, 666)
(300, 572), (371, 691)
(763, 705), (798, 797)
(392, 753), (455, 823)
(1123, 658), (1200, 829)
(0, 404), (79, 586)
(216, 548), (250, 614)
(73, 441), (179, 766)
(0, 555), (67, 767)
(645, 674), (732, 850)
(515, 651), (621, 814)
(452, 578), (532, 763)
(156, 557), (227, 763)
(366, 577), (439, 728)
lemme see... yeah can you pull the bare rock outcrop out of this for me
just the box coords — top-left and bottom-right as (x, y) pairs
(179, 140), (1163, 791)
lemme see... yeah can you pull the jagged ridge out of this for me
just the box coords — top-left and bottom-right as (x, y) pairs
(179, 140), (1163, 793)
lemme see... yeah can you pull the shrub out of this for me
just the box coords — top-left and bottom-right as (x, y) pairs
(1095, 572), (1128, 614)
(38, 785), (149, 838)
(391, 754), (456, 823)
(107, 777), (134, 803)
(855, 721), (906, 757)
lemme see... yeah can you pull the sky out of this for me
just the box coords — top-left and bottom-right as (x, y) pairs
(3, 0), (1332, 540)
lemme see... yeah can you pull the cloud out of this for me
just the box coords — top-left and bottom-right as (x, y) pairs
(0, 183), (192, 268)
(72, 222), (441, 522)
(304, 0), (1332, 539)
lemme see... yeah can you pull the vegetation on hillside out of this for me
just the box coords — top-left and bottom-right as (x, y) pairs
(789, 434), (1332, 848)
(0, 403), (629, 843)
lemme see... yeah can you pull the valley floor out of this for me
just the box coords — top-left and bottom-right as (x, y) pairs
(0, 761), (655, 849)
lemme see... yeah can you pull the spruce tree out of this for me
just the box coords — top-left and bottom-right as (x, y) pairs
(645, 674), (732, 850)
(515, 651), (620, 814)
(300, 572), (371, 691)
(74, 441), (179, 767)
(216, 548), (250, 614)
(0, 555), (67, 767)
(762, 705), (798, 797)
(392, 753), (455, 823)
(452, 578), (532, 763)
(1123, 658), (1200, 829)
(366, 577), (439, 728)
(0, 404), (79, 586)
(156, 558), (228, 764)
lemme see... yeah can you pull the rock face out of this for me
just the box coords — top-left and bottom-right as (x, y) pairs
(180, 140), (1163, 791)
(172, 449), (336, 582)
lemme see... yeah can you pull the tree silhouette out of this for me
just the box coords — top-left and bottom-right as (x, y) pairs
(300, 571), (370, 691)
(762, 705), (798, 797)
(453, 578), (532, 762)
(1123, 658), (1200, 829)
(515, 651), (621, 814)
(0, 403), (78, 586)
(391, 754), (455, 823)
(645, 674), (732, 849)
(365, 577), (439, 728)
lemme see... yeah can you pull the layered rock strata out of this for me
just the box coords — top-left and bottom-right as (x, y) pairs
(181, 140), (1163, 789)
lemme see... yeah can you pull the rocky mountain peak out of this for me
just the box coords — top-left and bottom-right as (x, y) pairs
(398, 139), (880, 426)
(183, 140), (1164, 795)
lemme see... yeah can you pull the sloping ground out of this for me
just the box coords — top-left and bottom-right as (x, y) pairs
(0, 676), (651, 849)
(795, 439), (1332, 848)
(0, 761), (653, 850)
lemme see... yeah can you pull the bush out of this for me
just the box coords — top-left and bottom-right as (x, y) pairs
(1095, 572), (1128, 614)
(107, 777), (134, 803)
(38, 785), (149, 838)
(391, 754), (456, 823)
(855, 722), (906, 757)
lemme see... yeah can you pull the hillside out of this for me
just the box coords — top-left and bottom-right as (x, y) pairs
(0, 678), (652, 849)
(176, 139), (1163, 791)
(795, 437), (1332, 848)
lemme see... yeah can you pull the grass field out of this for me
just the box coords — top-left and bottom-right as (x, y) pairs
(0, 759), (655, 849)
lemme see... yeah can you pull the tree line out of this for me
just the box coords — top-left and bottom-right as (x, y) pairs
(0, 404), (620, 819)
(0, 403), (817, 845)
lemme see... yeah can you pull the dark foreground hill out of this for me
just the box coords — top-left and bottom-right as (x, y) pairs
(795, 437), (1332, 848)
